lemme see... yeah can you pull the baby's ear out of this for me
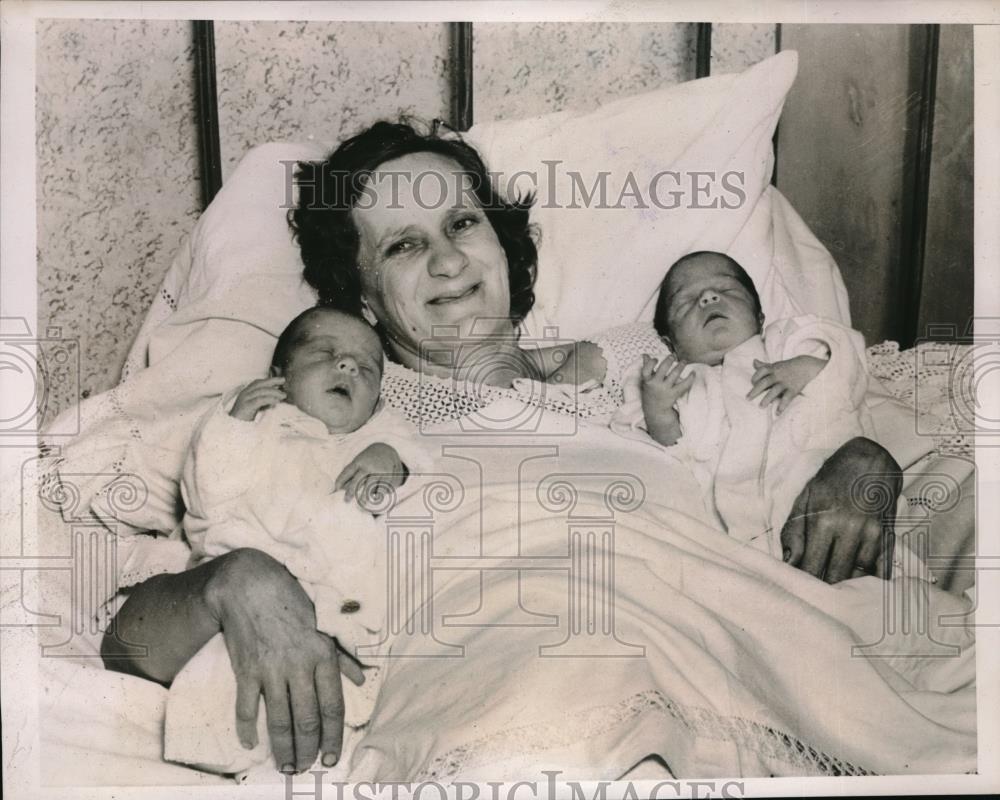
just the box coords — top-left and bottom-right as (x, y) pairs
(269, 364), (283, 378)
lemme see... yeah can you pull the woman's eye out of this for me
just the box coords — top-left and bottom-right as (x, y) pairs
(386, 239), (417, 257)
(451, 215), (479, 233)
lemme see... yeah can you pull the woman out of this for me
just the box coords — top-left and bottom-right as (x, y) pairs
(104, 121), (903, 775)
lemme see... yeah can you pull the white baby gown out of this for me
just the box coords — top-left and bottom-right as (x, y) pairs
(164, 389), (432, 774)
(613, 315), (872, 557)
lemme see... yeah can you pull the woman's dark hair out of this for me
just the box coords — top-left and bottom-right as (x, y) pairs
(288, 119), (538, 326)
(653, 251), (763, 341)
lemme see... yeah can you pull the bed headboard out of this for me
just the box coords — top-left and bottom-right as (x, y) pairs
(35, 20), (974, 423)
(188, 21), (971, 352)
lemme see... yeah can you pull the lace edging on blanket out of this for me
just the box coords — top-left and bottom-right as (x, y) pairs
(414, 689), (872, 781)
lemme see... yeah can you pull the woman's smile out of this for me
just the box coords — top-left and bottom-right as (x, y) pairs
(352, 151), (514, 367)
(427, 282), (482, 306)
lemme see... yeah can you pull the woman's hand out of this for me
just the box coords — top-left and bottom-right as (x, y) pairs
(780, 437), (902, 583)
(205, 548), (364, 773)
(335, 442), (407, 503)
(747, 355), (827, 414)
(230, 377), (286, 421)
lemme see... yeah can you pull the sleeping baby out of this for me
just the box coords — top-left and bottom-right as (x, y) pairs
(612, 251), (872, 561)
(165, 306), (431, 775)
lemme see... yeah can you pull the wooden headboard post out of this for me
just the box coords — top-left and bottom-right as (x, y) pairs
(451, 22), (474, 131)
(193, 20), (223, 209)
(695, 23), (712, 78)
(897, 24), (940, 349)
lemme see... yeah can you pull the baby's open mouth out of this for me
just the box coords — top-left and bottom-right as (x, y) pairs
(428, 282), (481, 306)
(327, 385), (351, 398)
(704, 311), (727, 326)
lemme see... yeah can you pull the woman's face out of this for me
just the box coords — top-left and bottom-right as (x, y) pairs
(352, 152), (513, 365)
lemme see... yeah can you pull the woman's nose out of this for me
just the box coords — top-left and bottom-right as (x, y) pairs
(336, 356), (359, 376)
(698, 290), (721, 308)
(427, 237), (469, 278)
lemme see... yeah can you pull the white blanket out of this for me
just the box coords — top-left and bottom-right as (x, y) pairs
(335, 413), (975, 780)
(24, 386), (977, 784)
(30, 278), (976, 783)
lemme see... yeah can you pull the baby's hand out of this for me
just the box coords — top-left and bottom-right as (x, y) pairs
(640, 354), (695, 408)
(229, 377), (286, 421)
(639, 354), (692, 447)
(748, 355), (828, 414)
(335, 443), (407, 506)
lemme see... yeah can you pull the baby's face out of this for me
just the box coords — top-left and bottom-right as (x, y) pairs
(278, 311), (384, 434)
(663, 254), (762, 366)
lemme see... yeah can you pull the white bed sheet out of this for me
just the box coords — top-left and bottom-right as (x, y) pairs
(21, 380), (977, 784)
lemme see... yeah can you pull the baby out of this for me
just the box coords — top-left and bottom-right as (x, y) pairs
(167, 306), (431, 774)
(613, 251), (871, 559)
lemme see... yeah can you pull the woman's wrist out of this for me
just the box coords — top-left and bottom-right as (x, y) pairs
(203, 548), (279, 624)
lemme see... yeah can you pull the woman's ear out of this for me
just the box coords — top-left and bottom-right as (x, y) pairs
(360, 299), (377, 326)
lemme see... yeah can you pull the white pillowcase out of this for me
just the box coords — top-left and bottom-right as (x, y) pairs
(464, 50), (849, 339)
(58, 51), (853, 537)
(130, 50), (848, 373)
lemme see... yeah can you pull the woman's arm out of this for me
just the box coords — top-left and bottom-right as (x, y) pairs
(530, 340), (608, 385)
(101, 553), (230, 684)
(102, 548), (360, 773)
(780, 437), (903, 584)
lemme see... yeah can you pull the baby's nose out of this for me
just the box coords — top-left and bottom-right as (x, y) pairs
(336, 356), (359, 376)
(698, 289), (721, 307)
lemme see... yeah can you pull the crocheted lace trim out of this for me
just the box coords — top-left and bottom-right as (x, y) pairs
(415, 689), (872, 780)
(867, 341), (973, 458)
(381, 324), (668, 429)
(380, 325), (972, 460)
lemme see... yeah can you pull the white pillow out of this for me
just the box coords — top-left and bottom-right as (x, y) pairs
(465, 50), (849, 338)
(63, 52), (852, 537)
(130, 51), (850, 373)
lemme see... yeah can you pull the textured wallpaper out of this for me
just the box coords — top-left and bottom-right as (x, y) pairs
(474, 22), (776, 122)
(36, 19), (201, 423)
(215, 21), (451, 177)
(36, 20), (776, 423)
(711, 23), (777, 74)
(474, 22), (697, 121)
